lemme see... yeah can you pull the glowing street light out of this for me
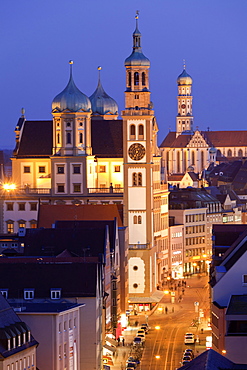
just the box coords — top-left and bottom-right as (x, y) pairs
(155, 355), (160, 359)
(2, 183), (16, 191)
(164, 290), (169, 295)
(155, 325), (160, 330)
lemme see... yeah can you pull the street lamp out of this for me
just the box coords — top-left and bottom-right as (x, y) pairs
(2, 183), (16, 192)
(155, 355), (160, 359)
(155, 325), (160, 330)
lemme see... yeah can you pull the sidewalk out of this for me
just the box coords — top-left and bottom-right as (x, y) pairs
(111, 325), (139, 370)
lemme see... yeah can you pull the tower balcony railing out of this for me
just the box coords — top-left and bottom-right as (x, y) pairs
(88, 187), (123, 194)
(17, 188), (51, 195)
(122, 109), (154, 116)
(129, 243), (150, 250)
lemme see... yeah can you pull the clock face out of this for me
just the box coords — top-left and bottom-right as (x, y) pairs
(181, 104), (186, 109)
(128, 143), (146, 161)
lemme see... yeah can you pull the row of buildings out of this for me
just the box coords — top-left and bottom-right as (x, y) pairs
(1, 13), (247, 369)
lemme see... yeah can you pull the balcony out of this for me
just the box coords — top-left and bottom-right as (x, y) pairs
(129, 243), (149, 250)
(88, 188), (123, 194)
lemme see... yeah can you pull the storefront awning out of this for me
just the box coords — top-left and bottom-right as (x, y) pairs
(103, 344), (116, 353)
(128, 290), (164, 304)
(105, 336), (118, 347)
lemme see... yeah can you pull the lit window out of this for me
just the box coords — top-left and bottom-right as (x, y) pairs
(99, 166), (106, 173)
(7, 222), (14, 234)
(73, 184), (81, 193)
(114, 166), (120, 172)
(23, 166), (30, 173)
(39, 166), (45, 173)
(18, 221), (26, 229)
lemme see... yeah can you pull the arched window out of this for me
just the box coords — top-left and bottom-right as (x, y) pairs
(201, 151), (204, 169)
(134, 72), (139, 86)
(138, 216), (142, 224)
(133, 216), (137, 224)
(166, 152), (169, 172)
(138, 173), (142, 186)
(67, 132), (71, 144)
(191, 151), (195, 165)
(130, 124), (136, 139)
(128, 72), (131, 87)
(177, 151), (180, 173)
(142, 72), (145, 86)
(57, 133), (60, 144)
(227, 149), (232, 157)
(238, 149), (243, 157)
(217, 149), (221, 157)
(138, 124), (144, 139)
(132, 173), (137, 186)
(79, 132), (83, 144)
(183, 151), (187, 172)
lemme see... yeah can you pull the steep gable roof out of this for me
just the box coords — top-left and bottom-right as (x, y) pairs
(38, 204), (123, 228)
(15, 120), (53, 157)
(91, 119), (123, 157)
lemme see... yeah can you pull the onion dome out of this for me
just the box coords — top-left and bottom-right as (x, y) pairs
(209, 147), (217, 154)
(52, 61), (91, 113)
(89, 67), (118, 116)
(125, 13), (150, 67)
(177, 62), (192, 85)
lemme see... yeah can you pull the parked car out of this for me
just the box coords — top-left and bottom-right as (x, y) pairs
(184, 333), (195, 344)
(133, 337), (142, 346)
(126, 361), (137, 369)
(136, 334), (145, 342)
(126, 356), (140, 365)
(183, 349), (194, 358)
(141, 324), (149, 333)
(182, 355), (192, 362)
(137, 329), (145, 336)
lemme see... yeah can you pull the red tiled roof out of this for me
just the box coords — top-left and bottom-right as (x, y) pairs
(168, 174), (184, 181)
(38, 204), (123, 228)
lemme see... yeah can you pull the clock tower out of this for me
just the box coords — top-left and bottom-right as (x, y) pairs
(122, 13), (159, 300)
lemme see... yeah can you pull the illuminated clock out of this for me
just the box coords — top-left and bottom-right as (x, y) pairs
(128, 143), (146, 160)
(181, 104), (186, 109)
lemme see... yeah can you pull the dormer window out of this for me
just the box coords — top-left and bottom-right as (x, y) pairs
(18, 334), (21, 346)
(7, 338), (10, 350)
(1, 289), (8, 299)
(24, 289), (34, 300)
(51, 289), (61, 300)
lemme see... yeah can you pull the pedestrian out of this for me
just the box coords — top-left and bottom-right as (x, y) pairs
(117, 337), (120, 346)
(135, 320), (138, 327)
(182, 288), (185, 295)
(122, 337), (125, 346)
(165, 306), (168, 314)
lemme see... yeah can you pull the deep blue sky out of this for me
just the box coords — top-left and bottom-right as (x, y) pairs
(1, 1), (247, 149)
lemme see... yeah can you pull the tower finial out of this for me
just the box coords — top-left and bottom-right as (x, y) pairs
(69, 60), (74, 78)
(21, 108), (25, 117)
(135, 10), (139, 27)
(183, 59), (186, 70)
(97, 66), (102, 83)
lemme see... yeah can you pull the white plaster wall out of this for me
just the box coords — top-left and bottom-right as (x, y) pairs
(128, 188), (146, 210)
(128, 212), (146, 244)
(129, 257), (145, 293)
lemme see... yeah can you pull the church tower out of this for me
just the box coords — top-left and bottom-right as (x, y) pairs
(122, 13), (158, 299)
(176, 64), (193, 136)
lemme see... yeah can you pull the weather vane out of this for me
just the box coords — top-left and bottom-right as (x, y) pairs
(135, 10), (139, 19)
(183, 59), (186, 70)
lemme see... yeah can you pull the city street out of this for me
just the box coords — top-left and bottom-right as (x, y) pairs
(140, 274), (210, 369)
(112, 274), (211, 370)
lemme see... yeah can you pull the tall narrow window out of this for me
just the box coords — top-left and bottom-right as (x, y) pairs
(138, 216), (142, 224)
(142, 72), (146, 86)
(191, 151), (195, 165)
(133, 216), (137, 224)
(177, 151), (180, 173)
(138, 124), (144, 139)
(79, 132), (83, 144)
(227, 149), (232, 157)
(128, 72), (131, 87)
(138, 172), (142, 186)
(132, 173), (137, 186)
(134, 72), (139, 86)
(67, 132), (71, 144)
(130, 124), (136, 139)
(238, 149), (243, 157)
(201, 151), (204, 169)
(57, 133), (60, 144)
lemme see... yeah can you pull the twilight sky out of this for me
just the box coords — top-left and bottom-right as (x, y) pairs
(1, 1), (247, 149)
